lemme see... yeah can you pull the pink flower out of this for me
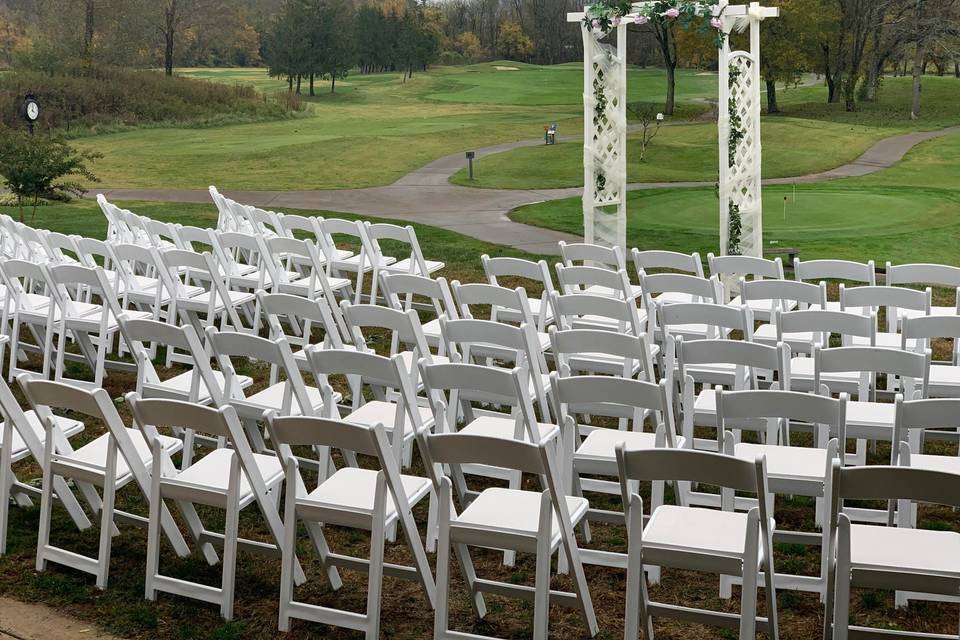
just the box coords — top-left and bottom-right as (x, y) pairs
(662, 7), (680, 18)
(611, 16), (621, 27)
(710, 17), (723, 29)
(634, 14), (649, 25)
(591, 18), (601, 28)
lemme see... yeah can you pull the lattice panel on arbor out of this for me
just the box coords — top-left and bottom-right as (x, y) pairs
(727, 51), (763, 258)
(582, 28), (627, 250)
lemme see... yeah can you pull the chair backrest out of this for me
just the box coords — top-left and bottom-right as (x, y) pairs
(554, 264), (633, 299)
(548, 327), (655, 381)
(659, 302), (753, 342)
(48, 263), (119, 318)
(831, 462), (960, 517)
(708, 254), (783, 281)
(886, 263), (960, 290)
(552, 375), (677, 446)
(776, 309), (876, 347)
(143, 217), (181, 249)
(638, 273), (721, 323)
(451, 281), (537, 327)
(0, 258), (51, 313)
(632, 248), (704, 277)
(717, 388), (846, 445)
(481, 254), (555, 329)
(206, 327), (316, 416)
(44, 232), (82, 264)
(75, 236), (117, 272)
(341, 303), (431, 361)
(794, 258), (876, 286)
(279, 213), (321, 239)
(380, 273), (457, 325)
(815, 345), (930, 400)
(893, 397), (960, 462)
(364, 222), (429, 273)
(118, 316), (222, 405)
(678, 338), (788, 394)
(550, 291), (644, 335)
(740, 278), (826, 313)
(841, 284), (931, 315)
(617, 447), (768, 506)
(259, 291), (350, 351)
(217, 231), (265, 282)
(902, 315), (960, 364)
(558, 241), (626, 270)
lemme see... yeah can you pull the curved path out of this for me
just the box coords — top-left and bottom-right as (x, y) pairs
(97, 125), (960, 256)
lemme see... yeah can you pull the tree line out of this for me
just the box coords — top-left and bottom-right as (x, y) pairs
(262, 0), (442, 93)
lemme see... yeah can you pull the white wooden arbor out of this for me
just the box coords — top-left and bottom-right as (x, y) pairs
(567, 1), (778, 257)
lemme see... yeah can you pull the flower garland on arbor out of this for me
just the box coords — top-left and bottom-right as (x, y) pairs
(726, 63), (746, 255)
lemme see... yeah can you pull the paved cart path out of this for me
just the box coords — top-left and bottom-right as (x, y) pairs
(0, 596), (122, 639)
(97, 125), (960, 256)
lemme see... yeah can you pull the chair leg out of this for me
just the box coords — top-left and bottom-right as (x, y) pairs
(434, 479), (453, 640)
(738, 526), (759, 640)
(96, 439), (118, 591)
(278, 465), (298, 632)
(220, 455), (241, 620)
(145, 444), (163, 602)
(0, 422), (12, 556)
(532, 530), (552, 640)
(365, 474), (387, 640)
(834, 518), (851, 640)
(625, 494), (654, 640)
(35, 434), (56, 573)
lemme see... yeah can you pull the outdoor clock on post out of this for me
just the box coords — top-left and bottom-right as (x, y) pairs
(23, 94), (39, 134)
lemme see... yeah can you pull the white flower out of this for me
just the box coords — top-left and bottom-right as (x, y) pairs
(656, 113), (664, 121)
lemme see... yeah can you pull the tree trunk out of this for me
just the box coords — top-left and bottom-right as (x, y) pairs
(656, 27), (677, 115)
(295, 75), (302, 94)
(765, 78), (779, 113)
(955, 61), (959, 78)
(163, 1), (177, 77)
(911, 44), (924, 119)
(288, 76), (293, 91)
(309, 74), (315, 96)
(331, 76), (336, 93)
(83, 0), (95, 56)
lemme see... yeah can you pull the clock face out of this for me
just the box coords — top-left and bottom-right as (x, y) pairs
(26, 101), (39, 121)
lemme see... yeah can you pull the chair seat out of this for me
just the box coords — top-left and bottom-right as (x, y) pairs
(178, 289), (256, 312)
(729, 296), (797, 321)
(63, 429), (181, 482)
(733, 442), (830, 482)
(343, 400), (434, 435)
(655, 291), (698, 305)
(566, 348), (658, 376)
(281, 274), (352, 296)
(0, 412), (84, 459)
(300, 467), (430, 521)
(385, 258), (445, 276)
(174, 448), (283, 505)
(899, 306), (957, 321)
(246, 382), (331, 415)
(151, 369), (253, 403)
(576, 429), (683, 465)
(64, 307), (152, 332)
(459, 415), (558, 443)
(336, 254), (395, 273)
(849, 524), (960, 576)
(851, 333), (919, 350)
(790, 357), (862, 385)
(582, 283), (643, 300)
(753, 323), (819, 351)
(846, 401), (895, 429)
(824, 301), (867, 315)
(930, 364), (960, 389)
(643, 505), (752, 558)
(454, 487), (588, 546)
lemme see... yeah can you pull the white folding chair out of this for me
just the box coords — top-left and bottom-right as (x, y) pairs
(676, 337), (788, 453)
(481, 254), (556, 330)
(617, 447), (778, 640)
(380, 272), (458, 352)
(306, 347), (432, 469)
(814, 345), (930, 471)
(261, 235), (351, 302)
(638, 272), (723, 340)
(43, 231), (82, 265)
(552, 374), (678, 569)
(660, 301), (753, 377)
(744, 278), (827, 354)
(266, 412), (436, 637)
(886, 262), (960, 320)
(555, 262), (642, 302)
(128, 396), (296, 620)
(47, 264), (150, 389)
(360, 222), (444, 303)
(559, 240), (627, 271)
(824, 463), (960, 640)
(0, 259), (56, 381)
(0, 374), (88, 555)
(841, 284), (930, 350)
(708, 253), (789, 321)
(550, 290), (646, 337)
(97, 194), (131, 242)
(451, 281), (552, 354)
(22, 377), (189, 590)
(421, 428), (598, 640)
(793, 258), (875, 314)
(318, 218), (378, 304)
(259, 291), (354, 373)
(548, 325), (655, 380)
(632, 247), (706, 308)
(717, 389), (847, 596)
(902, 315), (960, 397)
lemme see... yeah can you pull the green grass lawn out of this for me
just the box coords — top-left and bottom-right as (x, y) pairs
(510, 133), (960, 265)
(450, 76), (960, 189)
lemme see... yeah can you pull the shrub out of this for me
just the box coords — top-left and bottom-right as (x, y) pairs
(0, 64), (301, 134)
(0, 128), (101, 222)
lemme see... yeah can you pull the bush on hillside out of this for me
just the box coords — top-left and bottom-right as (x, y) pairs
(0, 64), (305, 134)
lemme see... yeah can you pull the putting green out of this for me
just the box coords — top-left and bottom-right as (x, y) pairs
(632, 188), (956, 238)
